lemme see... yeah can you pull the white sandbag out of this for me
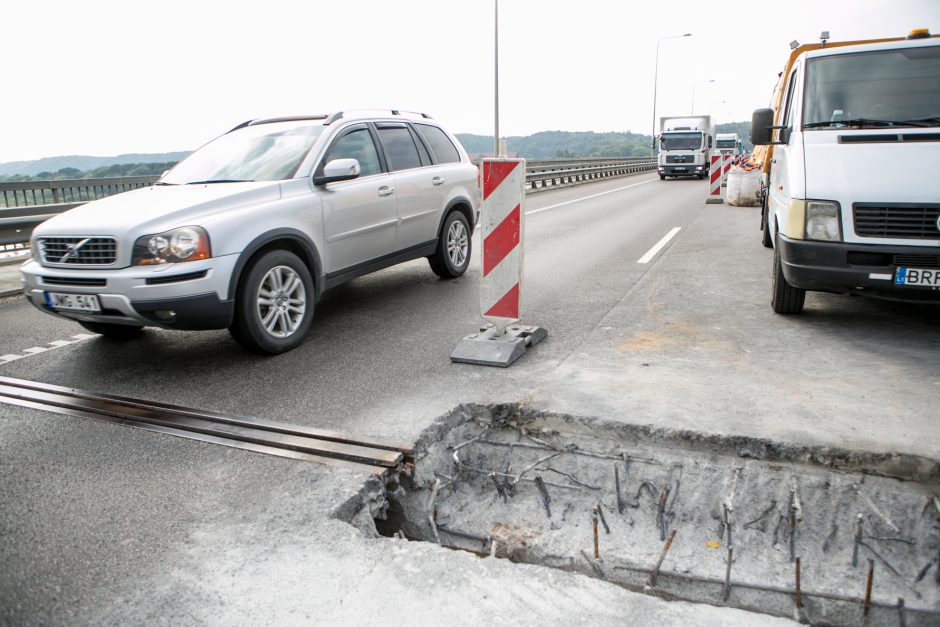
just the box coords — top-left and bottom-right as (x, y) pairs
(726, 168), (761, 207)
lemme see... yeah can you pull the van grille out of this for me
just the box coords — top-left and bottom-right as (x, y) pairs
(39, 237), (118, 265)
(853, 204), (940, 239)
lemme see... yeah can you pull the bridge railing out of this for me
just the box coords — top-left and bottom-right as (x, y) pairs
(0, 176), (160, 247)
(0, 159), (656, 246)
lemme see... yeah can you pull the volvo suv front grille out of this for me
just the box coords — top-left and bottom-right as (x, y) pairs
(39, 237), (117, 265)
(854, 204), (940, 239)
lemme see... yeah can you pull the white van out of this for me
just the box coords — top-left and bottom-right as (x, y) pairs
(751, 31), (940, 313)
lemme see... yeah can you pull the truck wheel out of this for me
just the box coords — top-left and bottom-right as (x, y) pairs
(229, 250), (314, 354)
(78, 321), (144, 340)
(428, 211), (471, 278)
(771, 232), (805, 314)
(760, 194), (773, 248)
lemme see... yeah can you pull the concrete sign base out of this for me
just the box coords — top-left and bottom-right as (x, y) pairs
(450, 323), (547, 368)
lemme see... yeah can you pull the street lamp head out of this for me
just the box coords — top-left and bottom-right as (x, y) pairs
(683, 33), (691, 37)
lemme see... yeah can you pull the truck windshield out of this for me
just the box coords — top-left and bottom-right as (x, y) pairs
(716, 140), (737, 149)
(660, 133), (702, 150)
(161, 122), (325, 184)
(803, 45), (940, 129)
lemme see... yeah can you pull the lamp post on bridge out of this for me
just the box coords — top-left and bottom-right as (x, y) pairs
(651, 33), (691, 152)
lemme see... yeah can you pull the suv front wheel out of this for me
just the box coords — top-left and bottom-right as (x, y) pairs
(229, 249), (314, 354)
(428, 211), (471, 278)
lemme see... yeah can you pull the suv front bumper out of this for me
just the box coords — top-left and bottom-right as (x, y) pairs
(20, 255), (239, 329)
(778, 236), (940, 303)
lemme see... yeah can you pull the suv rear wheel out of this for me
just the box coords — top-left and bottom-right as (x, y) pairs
(229, 250), (314, 354)
(428, 211), (471, 278)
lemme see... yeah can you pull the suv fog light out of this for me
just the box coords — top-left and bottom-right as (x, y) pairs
(805, 201), (842, 242)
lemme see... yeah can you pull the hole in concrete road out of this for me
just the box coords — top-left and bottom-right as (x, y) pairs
(347, 405), (940, 625)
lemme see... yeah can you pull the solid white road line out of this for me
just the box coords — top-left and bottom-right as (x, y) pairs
(525, 177), (658, 216)
(637, 227), (682, 264)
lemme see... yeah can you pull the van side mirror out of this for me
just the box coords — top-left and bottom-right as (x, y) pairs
(314, 158), (361, 186)
(751, 108), (775, 145)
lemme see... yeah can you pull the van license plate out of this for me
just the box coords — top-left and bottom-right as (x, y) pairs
(895, 267), (940, 287)
(45, 292), (101, 312)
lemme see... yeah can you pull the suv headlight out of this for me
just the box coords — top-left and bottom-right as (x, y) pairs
(132, 226), (211, 265)
(804, 201), (842, 242)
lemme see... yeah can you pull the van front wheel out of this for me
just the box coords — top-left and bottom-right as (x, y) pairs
(771, 233), (806, 314)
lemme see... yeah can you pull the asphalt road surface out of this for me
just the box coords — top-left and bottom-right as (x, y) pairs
(1, 173), (936, 625)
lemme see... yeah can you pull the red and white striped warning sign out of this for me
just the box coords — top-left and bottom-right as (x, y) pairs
(722, 153), (733, 185)
(480, 158), (526, 330)
(708, 153), (722, 199)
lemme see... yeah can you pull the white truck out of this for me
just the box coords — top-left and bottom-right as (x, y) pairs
(751, 29), (940, 313)
(657, 115), (713, 180)
(714, 133), (741, 155)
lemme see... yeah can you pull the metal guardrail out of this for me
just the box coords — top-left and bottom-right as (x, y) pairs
(0, 176), (159, 246)
(0, 159), (656, 246)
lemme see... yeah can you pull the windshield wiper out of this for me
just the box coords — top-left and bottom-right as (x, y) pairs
(804, 118), (930, 129)
(185, 179), (255, 184)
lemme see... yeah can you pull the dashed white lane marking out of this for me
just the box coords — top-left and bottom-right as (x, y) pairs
(0, 334), (95, 365)
(637, 227), (682, 264)
(526, 177), (658, 216)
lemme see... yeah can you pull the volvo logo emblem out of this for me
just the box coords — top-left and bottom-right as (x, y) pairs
(60, 238), (91, 263)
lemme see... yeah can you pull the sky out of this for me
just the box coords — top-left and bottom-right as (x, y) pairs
(1, 0), (938, 162)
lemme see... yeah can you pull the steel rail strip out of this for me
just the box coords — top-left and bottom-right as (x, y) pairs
(0, 393), (385, 475)
(0, 380), (406, 474)
(0, 375), (413, 459)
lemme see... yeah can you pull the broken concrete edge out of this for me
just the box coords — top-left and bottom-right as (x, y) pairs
(423, 403), (939, 485)
(331, 401), (939, 535)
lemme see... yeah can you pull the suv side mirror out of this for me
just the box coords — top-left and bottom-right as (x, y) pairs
(314, 158), (361, 186)
(751, 108), (776, 145)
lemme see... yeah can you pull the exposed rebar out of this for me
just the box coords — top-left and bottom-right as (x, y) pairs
(614, 464), (624, 514)
(592, 511), (600, 560)
(427, 478), (442, 545)
(864, 559), (875, 618)
(534, 475), (552, 518)
(853, 513), (864, 568)
(595, 503), (610, 534)
(722, 547), (733, 603)
(794, 556), (803, 622)
(648, 529), (677, 588)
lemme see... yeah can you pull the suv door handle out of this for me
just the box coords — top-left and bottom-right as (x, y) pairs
(432, 176), (445, 186)
(377, 186), (395, 197)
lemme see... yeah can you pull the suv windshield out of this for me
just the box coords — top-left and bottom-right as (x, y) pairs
(803, 45), (940, 129)
(660, 133), (702, 151)
(162, 122), (325, 184)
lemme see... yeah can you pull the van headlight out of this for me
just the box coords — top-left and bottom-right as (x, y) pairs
(132, 226), (211, 265)
(804, 201), (842, 242)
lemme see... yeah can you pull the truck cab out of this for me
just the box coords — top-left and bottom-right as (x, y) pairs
(715, 133), (741, 156)
(657, 116), (713, 180)
(752, 31), (940, 313)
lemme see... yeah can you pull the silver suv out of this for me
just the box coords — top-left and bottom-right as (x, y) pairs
(21, 110), (480, 353)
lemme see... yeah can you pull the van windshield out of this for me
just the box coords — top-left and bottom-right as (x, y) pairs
(803, 45), (940, 129)
(660, 133), (702, 150)
(161, 122), (325, 184)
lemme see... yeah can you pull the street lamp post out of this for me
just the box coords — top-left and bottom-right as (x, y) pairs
(651, 33), (691, 151)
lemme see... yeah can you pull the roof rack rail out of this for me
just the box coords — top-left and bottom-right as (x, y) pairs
(228, 119), (255, 133)
(390, 109), (433, 119)
(247, 115), (328, 126)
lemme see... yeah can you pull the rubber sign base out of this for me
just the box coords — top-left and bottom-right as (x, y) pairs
(450, 323), (547, 368)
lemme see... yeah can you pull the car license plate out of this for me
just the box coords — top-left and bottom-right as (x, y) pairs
(45, 292), (102, 312)
(674, 167), (687, 171)
(895, 267), (940, 288)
